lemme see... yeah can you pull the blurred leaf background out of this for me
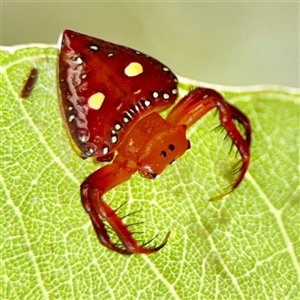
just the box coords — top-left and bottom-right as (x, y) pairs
(2, 1), (299, 87)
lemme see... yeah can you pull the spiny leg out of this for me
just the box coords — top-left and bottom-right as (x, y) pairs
(81, 157), (170, 254)
(166, 87), (251, 199)
(226, 102), (251, 146)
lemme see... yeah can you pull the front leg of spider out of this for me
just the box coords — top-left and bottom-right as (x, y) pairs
(80, 155), (170, 254)
(166, 87), (251, 200)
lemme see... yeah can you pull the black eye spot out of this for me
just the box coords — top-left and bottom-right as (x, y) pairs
(160, 150), (167, 158)
(168, 144), (175, 151)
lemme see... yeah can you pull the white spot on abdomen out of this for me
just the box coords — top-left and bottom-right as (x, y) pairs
(152, 92), (159, 99)
(75, 57), (83, 65)
(163, 93), (170, 100)
(90, 45), (98, 51)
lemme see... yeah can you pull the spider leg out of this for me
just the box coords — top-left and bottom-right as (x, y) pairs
(81, 157), (170, 254)
(166, 87), (251, 199)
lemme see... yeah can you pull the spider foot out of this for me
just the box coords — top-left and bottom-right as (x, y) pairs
(141, 232), (171, 250)
(82, 185), (170, 254)
(209, 160), (245, 201)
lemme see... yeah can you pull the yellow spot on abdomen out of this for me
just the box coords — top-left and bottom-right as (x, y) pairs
(124, 62), (143, 77)
(88, 92), (105, 110)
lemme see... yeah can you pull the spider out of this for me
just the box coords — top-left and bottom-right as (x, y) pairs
(58, 30), (251, 254)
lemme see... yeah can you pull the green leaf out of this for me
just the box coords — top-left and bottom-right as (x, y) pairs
(1, 45), (299, 299)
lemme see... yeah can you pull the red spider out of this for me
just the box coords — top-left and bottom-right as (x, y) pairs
(57, 30), (251, 254)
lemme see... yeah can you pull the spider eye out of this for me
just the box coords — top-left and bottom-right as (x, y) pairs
(160, 150), (167, 157)
(168, 144), (175, 151)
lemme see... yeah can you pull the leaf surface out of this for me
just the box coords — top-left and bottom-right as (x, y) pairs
(1, 45), (299, 299)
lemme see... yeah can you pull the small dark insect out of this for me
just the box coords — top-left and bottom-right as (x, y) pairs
(57, 30), (251, 255)
(20, 68), (38, 98)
